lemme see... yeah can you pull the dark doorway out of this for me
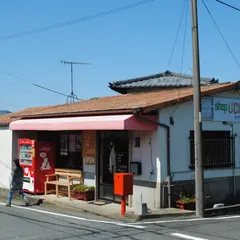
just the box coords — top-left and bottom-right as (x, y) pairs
(37, 131), (83, 170)
(98, 131), (129, 202)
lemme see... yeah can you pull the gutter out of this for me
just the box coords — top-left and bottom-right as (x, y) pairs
(12, 109), (133, 120)
(134, 113), (172, 208)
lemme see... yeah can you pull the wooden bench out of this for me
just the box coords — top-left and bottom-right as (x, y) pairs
(44, 168), (84, 200)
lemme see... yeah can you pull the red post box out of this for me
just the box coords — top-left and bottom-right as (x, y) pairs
(114, 173), (133, 216)
(114, 173), (133, 196)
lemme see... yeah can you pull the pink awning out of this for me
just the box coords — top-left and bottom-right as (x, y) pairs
(9, 114), (157, 131)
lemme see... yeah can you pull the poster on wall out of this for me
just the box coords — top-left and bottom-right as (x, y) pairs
(75, 135), (81, 152)
(60, 134), (68, 156)
(116, 152), (127, 173)
(213, 97), (240, 122)
(69, 135), (76, 152)
(82, 131), (96, 165)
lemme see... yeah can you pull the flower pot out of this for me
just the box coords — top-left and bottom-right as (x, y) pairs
(175, 200), (195, 210)
(72, 190), (94, 201)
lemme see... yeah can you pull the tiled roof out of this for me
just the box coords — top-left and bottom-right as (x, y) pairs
(109, 71), (219, 93)
(0, 81), (234, 124)
(0, 113), (15, 125)
(0, 106), (56, 126)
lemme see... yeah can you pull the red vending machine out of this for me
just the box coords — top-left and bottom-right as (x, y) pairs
(18, 139), (56, 194)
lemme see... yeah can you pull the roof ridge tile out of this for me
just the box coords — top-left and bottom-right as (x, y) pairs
(109, 70), (217, 87)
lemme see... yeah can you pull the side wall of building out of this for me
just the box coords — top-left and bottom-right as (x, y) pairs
(131, 129), (161, 210)
(159, 90), (240, 206)
(0, 126), (12, 190)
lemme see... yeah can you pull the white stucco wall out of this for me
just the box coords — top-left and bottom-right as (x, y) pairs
(0, 126), (12, 189)
(131, 130), (161, 209)
(159, 90), (240, 182)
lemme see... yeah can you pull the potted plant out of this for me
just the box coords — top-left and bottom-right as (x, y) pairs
(72, 185), (95, 201)
(175, 191), (196, 210)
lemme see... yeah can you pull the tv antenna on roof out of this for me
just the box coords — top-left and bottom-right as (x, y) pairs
(61, 60), (90, 103)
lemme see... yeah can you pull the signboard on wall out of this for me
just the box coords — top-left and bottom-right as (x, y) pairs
(82, 131), (96, 165)
(213, 97), (240, 122)
(202, 97), (213, 120)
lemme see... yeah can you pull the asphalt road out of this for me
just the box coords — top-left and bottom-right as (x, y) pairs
(0, 200), (240, 240)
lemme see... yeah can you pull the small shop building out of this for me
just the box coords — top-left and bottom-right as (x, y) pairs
(1, 72), (240, 209)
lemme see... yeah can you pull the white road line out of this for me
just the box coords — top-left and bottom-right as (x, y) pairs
(130, 215), (240, 225)
(0, 202), (145, 229)
(171, 233), (208, 240)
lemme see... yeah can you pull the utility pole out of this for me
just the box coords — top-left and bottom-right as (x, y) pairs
(61, 60), (90, 103)
(191, 0), (204, 217)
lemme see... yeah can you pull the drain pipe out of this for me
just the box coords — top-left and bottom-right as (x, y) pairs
(223, 122), (236, 197)
(134, 114), (171, 208)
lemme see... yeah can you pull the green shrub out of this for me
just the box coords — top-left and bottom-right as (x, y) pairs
(73, 185), (95, 192)
(178, 191), (195, 203)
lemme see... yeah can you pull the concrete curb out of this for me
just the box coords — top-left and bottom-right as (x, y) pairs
(125, 211), (195, 221)
(25, 194), (130, 221)
(28, 194), (195, 222)
(0, 188), (55, 206)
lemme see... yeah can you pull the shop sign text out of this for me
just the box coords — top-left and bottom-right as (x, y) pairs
(213, 97), (240, 122)
(83, 156), (96, 165)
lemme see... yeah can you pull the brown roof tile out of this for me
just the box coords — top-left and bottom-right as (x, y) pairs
(0, 113), (15, 126)
(0, 81), (237, 125)
(0, 106), (56, 125)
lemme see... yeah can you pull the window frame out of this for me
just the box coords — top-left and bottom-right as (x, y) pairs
(189, 130), (235, 170)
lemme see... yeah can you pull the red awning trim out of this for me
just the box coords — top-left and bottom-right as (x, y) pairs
(9, 114), (157, 131)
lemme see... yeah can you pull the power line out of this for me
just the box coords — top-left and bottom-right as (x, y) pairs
(181, 0), (189, 73)
(216, 0), (240, 12)
(188, 64), (193, 73)
(0, 68), (83, 100)
(201, 0), (240, 70)
(167, 0), (187, 69)
(0, 0), (155, 41)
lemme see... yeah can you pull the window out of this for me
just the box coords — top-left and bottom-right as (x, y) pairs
(134, 137), (140, 148)
(189, 131), (235, 169)
(58, 133), (83, 170)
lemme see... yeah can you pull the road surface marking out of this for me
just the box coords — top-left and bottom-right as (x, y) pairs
(130, 215), (240, 225)
(171, 233), (208, 240)
(0, 202), (145, 229)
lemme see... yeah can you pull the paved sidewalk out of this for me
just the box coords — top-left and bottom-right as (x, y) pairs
(26, 194), (194, 221)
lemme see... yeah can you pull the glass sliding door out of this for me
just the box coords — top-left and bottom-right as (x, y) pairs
(98, 131), (129, 202)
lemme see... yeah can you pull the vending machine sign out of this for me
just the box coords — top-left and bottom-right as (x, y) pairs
(18, 139), (35, 167)
(39, 148), (52, 171)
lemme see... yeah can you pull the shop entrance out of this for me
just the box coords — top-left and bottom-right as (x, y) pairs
(98, 131), (129, 202)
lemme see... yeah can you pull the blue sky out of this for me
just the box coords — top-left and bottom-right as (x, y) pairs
(0, 0), (240, 111)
